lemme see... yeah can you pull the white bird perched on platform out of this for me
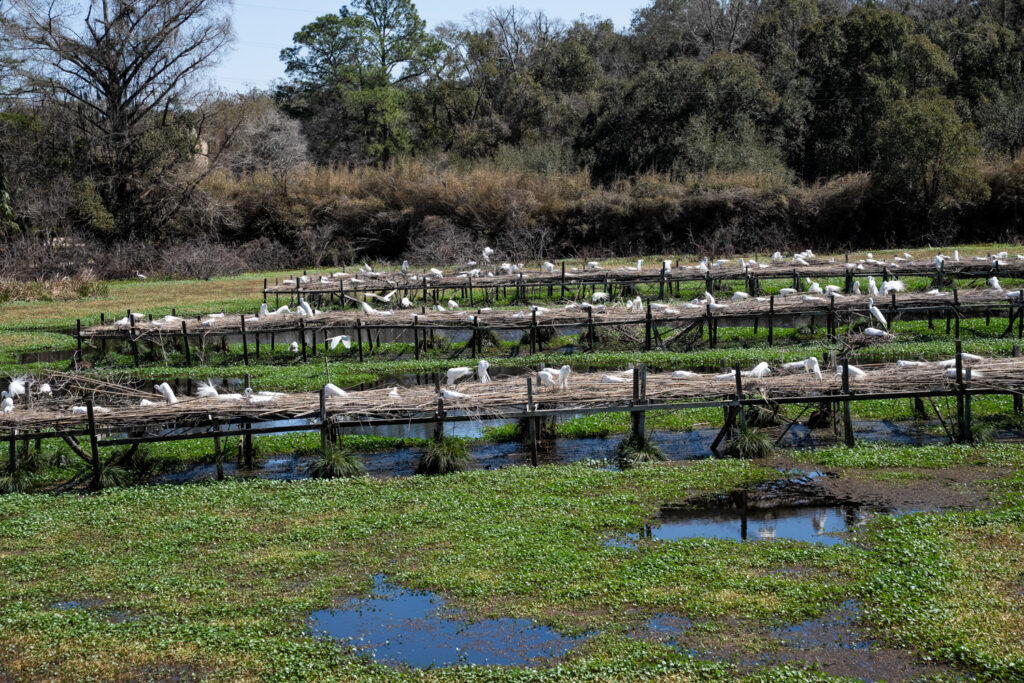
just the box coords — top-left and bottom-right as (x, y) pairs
(954, 250), (960, 262)
(244, 388), (283, 403)
(556, 365), (571, 390)
(897, 360), (923, 368)
(867, 297), (887, 329)
(779, 288), (796, 297)
(366, 289), (398, 303)
(328, 335), (351, 350)
(541, 261), (555, 272)
(289, 341), (299, 353)
(852, 281), (861, 294)
(8, 376), (25, 399)
(806, 279), (823, 294)
(715, 369), (739, 380)
(867, 276), (879, 296)
(663, 259), (673, 273)
(732, 291), (750, 301)
(837, 364), (867, 378)
(783, 357), (822, 381)
(587, 261), (601, 270)
(38, 383), (51, 396)
(477, 360), (491, 384)
(447, 299), (459, 311)
(429, 268), (443, 278)
(881, 280), (905, 295)
(863, 327), (888, 337)
(259, 304), (290, 316)
(1, 391), (12, 413)
(537, 370), (556, 387)
(825, 285), (842, 295)
(989, 276), (1002, 290)
(704, 291), (715, 305)
(482, 247), (494, 262)
(945, 367), (982, 379)
(154, 382), (177, 404)
(744, 362), (771, 378)
(140, 399), (157, 406)
(71, 405), (110, 414)
(771, 251), (783, 261)
(592, 291), (608, 303)
(135, 271), (147, 279)
(400, 297), (413, 308)
(197, 380), (219, 398)
(298, 298), (315, 317)
(673, 370), (699, 378)
(801, 295), (824, 303)
(401, 260), (409, 273)
(389, 387), (400, 398)
(446, 367), (473, 385)
(324, 383), (346, 398)
(627, 296), (644, 313)
(441, 388), (469, 400)
(601, 374), (628, 383)
(793, 256), (810, 266)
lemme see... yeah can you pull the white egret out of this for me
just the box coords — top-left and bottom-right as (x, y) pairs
(806, 280), (823, 294)
(557, 365), (570, 390)
(328, 335), (351, 350)
(71, 405), (110, 414)
(863, 327), (888, 336)
(897, 360), (923, 368)
(867, 297), (887, 329)
(801, 295), (824, 303)
(783, 357), (822, 380)
(447, 300), (459, 311)
(154, 382), (177, 404)
(197, 380), (219, 398)
(7, 377), (25, 399)
(446, 367), (473, 385)
(592, 291), (608, 303)
(881, 280), (906, 294)
(989, 276), (1002, 290)
(542, 261), (555, 272)
(477, 360), (491, 384)
(715, 369), (739, 380)
(825, 285), (842, 295)
(324, 383), (346, 398)
(482, 247), (494, 262)
(779, 288), (797, 297)
(289, 341), (300, 353)
(440, 388), (469, 400)
(587, 261), (601, 270)
(744, 362), (771, 378)
(867, 276), (879, 296)
(429, 268), (444, 278)
(852, 281), (861, 294)
(244, 388), (282, 404)
(732, 292), (750, 301)
(537, 370), (556, 387)
(601, 374), (627, 383)
(366, 289), (398, 303)
(298, 297), (315, 317)
(673, 370), (699, 378)
(793, 257), (810, 266)
(1, 391), (12, 413)
(38, 383), (51, 396)
(389, 387), (400, 398)
(400, 297), (413, 308)
(135, 271), (147, 279)
(836, 365), (866, 378)
(140, 399), (157, 406)
(401, 260), (409, 273)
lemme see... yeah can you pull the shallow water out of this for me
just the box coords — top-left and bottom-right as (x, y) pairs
(307, 575), (581, 667)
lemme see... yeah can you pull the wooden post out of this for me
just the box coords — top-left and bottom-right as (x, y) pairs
(938, 259), (944, 289)
(129, 312), (139, 367)
(841, 361), (854, 447)
(7, 433), (15, 477)
(413, 315), (420, 360)
(357, 319), (364, 362)
(734, 364), (745, 430)
(560, 261), (566, 299)
(526, 378), (537, 467)
(472, 318), (479, 359)
(319, 386), (328, 454)
(434, 397), (445, 443)
(659, 265), (666, 300)
(240, 315), (248, 366)
(955, 339), (966, 442)
(587, 307), (595, 351)
(263, 278), (267, 303)
(768, 295), (774, 346)
(964, 367), (973, 443)
(299, 319), (307, 362)
(76, 319), (82, 358)
(181, 320), (191, 366)
(86, 400), (101, 492)
(530, 309), (537, 354)
(645, 303), (652, 351)
(1014, 345), (1023, 413)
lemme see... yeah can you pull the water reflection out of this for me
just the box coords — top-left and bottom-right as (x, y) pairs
(308, 575), (581, 667)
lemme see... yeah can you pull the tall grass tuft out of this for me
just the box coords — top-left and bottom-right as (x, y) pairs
(416, 437), (472, 476)
(617, 431), (666, 467)
(723, 425), (774, 459)
(310, 443), (366, 479)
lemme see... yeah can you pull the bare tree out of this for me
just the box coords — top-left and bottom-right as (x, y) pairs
(6, 0), (233, 238)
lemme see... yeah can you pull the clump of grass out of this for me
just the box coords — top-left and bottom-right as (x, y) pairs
(724, 425), (774, 459)
(745, 403), (781, 427)
(309, 443), (365, 479)
(0, 468), (32, 494)
(617, 431), (665, 467)
(416, 437), (472, 476)
(956, 422), (996, 446)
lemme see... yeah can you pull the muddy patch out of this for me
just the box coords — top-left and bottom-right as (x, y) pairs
(308, 575), (582, 667)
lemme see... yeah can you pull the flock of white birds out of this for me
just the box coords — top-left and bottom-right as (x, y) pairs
(10, 248), (1011, 418)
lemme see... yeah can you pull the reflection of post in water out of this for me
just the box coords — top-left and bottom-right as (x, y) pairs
(734, 490), (749, 541)
(642, 524), (653, 539)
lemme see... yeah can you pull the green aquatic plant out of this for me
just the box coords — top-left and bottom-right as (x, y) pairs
(724, 425), (774, 459)
(309, 443), (366, 479)
(415, 437), (472, 475)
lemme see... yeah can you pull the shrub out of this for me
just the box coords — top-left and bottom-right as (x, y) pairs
(723, 425), (774, 459)
(617, 431), (665, 467)
(415, 437), (472, 475)
(309, 443), (366, 479)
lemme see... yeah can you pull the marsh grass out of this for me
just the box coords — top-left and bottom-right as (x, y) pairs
(617, 431), (666, 466)
(416, 437), (472, 475)
(309, 443), (365, 479)
(724, 425), (775, 459)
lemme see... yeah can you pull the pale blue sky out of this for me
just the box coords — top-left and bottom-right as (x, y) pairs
(214, 1), (638, 91)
